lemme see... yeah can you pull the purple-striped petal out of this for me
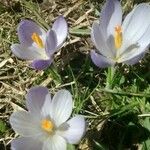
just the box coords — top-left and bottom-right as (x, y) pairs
(91, 50), (115, 68)
(52, 16), (68, 48)
(43, 135), (67, 150)
(100, 0), (122, 36)
(11, 44), (44, 60)
(50, 90), (73, 127)
(30, 59), (52, 70)
(9, 111), (42, 137)
(91, 22), (114, 57)
(122, 4), (150, 45)
(17, 19), (46, 46)
(45, 30), (57, 57)
(11, 137), (43, 150)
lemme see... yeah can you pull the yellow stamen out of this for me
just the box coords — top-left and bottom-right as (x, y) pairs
(41, 119), (54, 133)
(114, 25), (122, 49)
(31, 32), (44, 48)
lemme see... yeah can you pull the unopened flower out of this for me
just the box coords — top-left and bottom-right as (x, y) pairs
(91, 0), (150, 68)
(10, 87), (86, 150)
(11, 16), (68, 70)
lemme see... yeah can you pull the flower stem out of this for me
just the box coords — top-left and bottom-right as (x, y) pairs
(105, 66), (116, 89)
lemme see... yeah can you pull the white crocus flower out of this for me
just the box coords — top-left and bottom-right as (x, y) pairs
(10, 87), (86, 150)
(91, 0), (150, 68)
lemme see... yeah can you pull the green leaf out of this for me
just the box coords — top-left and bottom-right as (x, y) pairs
(69, 28), (90, 35)
(142, 118), (150, 150)
(67, 144), (75, 150)
(0, 120), (6, 133)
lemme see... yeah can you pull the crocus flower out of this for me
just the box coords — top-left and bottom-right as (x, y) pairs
(11, 16), (68, 70)
(10, 86), (86, 150)
(91, 0), (150, 68)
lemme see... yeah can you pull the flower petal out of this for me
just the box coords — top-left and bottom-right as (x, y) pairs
(17, 19), (46, 46)
(121, 22), (150, 62)
(58, 115), (86, 144)
(122, 4), (150, 50)
(30, 59), (52, 70)
(118, 46), (147, 64)
(11, 137), (43, 150)
(9, 111), (42, 137)
(100, 0), (122, 36)
(41, 93), (53, 118)
(45, 30), (57, 57)
(122, 52), (145, 65)
(91, 22), (114, 57)
(52, 16), (68, 48)
(43, 135), (66, 150)
(90, 50), (115, 68)
(26, 86), (51, 115)
(11, 44), (44, 60)
(51, 90), (73, 127)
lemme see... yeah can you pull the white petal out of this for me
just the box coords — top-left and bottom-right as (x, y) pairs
(9, 111), (42, 137)
(122, 4), (150, 52)
(100, 0), (122, 36)
(26, 86), (51, 115)
(107, 1), (122, 35)
(11, 44), (45, 60)
(52, 16), (68, 48)
(51, 90), (73, 127)
(11, 137), (43, 150)
(45, 29), (57, 57)
(118, 46), (148, 64)
(43, 135), (66, 150)
(122, 52), (145, 65)
(58, 115), (86, 144)
(91, 22), (114, 57)
(106, 35), (116, 57)
(41, 94), (52, 118)
(137, 25), (150, 48)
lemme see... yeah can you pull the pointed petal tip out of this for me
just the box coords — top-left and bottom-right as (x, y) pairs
(52, 15), (68, 48)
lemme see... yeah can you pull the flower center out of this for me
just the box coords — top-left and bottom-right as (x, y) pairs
(114, 25), (122, 49)
(41, 119), (54, 133)
(31, 32), (44, 48)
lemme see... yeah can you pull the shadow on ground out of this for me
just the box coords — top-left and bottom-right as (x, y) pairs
(87, 113), (150, 150)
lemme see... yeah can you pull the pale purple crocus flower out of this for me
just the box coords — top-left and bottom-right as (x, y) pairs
(91, 0), (150, 68)
(11, 16), (68, 70)
(10, 86), (86, 150)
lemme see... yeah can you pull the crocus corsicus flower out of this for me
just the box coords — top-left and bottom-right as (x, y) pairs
(10, 87), (86, 150)
(11, 16), (67, 70)
(91, 0), (150, 68)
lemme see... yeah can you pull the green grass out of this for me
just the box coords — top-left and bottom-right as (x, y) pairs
(0, 0), (150, 149)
